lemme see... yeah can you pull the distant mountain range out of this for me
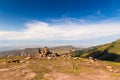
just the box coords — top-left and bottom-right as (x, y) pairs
(50, 45), (82, 54)
(0, 45), (81, 57)
(0, 45), (43, 51)
(1, 39), (120, 62)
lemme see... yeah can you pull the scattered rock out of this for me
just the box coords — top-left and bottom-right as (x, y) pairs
(24, 72), (36, 79)
(106, 66), (114, 72)
(49, 78), (54, 80)
(113, 70), (119, 73)
(14, 73), (21, 77)
(44, 73), (51, 77)
(0, 69), (9, 71)
(21, 69), (32, 74)
(7, 59), (20, 63)
(2, 62), (7, 64)
(89, 59), (95, 63)
(95, 62), (99, 66)
(106, 66), (113, 69)
(20, 60), (25, 63)
(89, 56), (94, 60)
(88, 57), (97, 63)
(73, 57), (78, 60)
(25, 61), (30, 64)
(47, 57), (52, 60)
(62, 55), (66, 58)
(94, 58), (98, 61)
(25, 56), (31, 60)
(108, 69), (114, 72)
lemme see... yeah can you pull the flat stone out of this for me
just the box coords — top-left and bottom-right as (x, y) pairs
(113, 70), (119, 73)
(73, 57), (78, 60)
(2, 62), (7, 64)
(20, 60), (25, 63)
(24, 72), (36, 79)
(106, 66), (112, 69)
(25, 57), (31, 60)
(47, 57), (52, 60)
(0, 69), (9, 71)
(108, 69), (114, 72)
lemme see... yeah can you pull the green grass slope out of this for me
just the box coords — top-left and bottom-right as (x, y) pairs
(79, 39), (120, 61)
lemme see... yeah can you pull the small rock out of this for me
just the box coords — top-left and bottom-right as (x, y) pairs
(0, 69), (9, 71)
(49, 78), (54, 80)
(94, 58), (98, 61)
(95, 63), (99, 66)
(20, 60), (25, 63)
(25, 56), (31, 60)
(89, 56), (93, 59)
(73, 57), (78, 60)
(47, 57), (52, 60)
(24, 72), (36, 79)
(62, 55), (66, 58)
(108, 69), (114, 72)
(21, 69), (31, 74)
(7, 59), (20, 63)
(44, 73), (51, 77)
(26, 61), (30, 64)
(106, 66), (112, 69)
(89, 59), (95, 63)
(15, 73), (21, 77)
(106, 65), (114, 72)
(113, 70), (119, 73)
(2, 62), (7, 64)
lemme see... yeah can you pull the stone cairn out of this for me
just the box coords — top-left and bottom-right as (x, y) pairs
(88, 56), (98, 64)
(62, 50), (74, 59)
(35, 47), (59, 59)
(67, 50), (74, 58)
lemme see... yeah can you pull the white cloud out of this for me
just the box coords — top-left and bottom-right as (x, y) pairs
(0, 20), (120, 40)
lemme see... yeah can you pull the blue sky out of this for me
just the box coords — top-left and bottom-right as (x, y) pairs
(0, 0), (120, 47)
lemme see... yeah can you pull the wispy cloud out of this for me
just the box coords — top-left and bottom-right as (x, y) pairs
(50, 17), (86, 24)
(96, 9), (103, 16)
(0, 20), (120, 41)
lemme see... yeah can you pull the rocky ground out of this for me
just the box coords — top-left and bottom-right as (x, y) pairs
(0, 57), (120, 80)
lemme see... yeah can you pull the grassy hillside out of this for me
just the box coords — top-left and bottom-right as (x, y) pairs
(107, 40), (120, 55)
(79, 39), (120, 61)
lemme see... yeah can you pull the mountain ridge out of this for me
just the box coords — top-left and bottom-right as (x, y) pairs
(0, 45), (81, 57)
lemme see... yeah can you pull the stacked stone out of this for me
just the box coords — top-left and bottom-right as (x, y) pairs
(41, 47), (51, 57)
(67, 50), (73, 57)
(35, 47), (59, 59)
